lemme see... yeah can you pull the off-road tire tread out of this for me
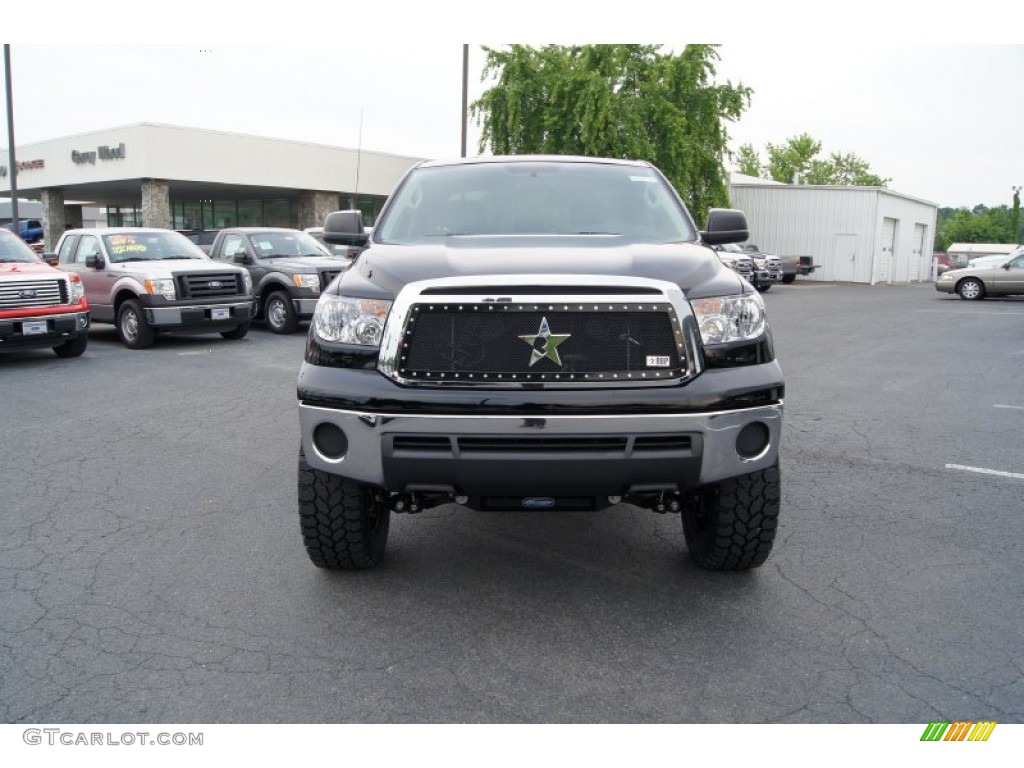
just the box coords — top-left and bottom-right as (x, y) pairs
(298, 450), (389, 569)
(683, 463), (780, 571)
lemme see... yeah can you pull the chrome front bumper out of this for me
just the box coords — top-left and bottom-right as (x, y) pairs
(299, 402), (783, 491)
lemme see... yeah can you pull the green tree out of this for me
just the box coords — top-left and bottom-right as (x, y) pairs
(766, 133), (820, 184)
(472, 44), (751, 224)
(738, 134), (889, 186)
(735, 143), (763, 177)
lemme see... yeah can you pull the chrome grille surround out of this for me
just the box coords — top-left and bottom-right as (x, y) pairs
(377, 275), (703, 389)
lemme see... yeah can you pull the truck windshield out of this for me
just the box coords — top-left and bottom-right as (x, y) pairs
(102, 232), (207, 263)
(0, 232), (42, 263)
(376, 161), (697, 245)
(249, 231), (331, 258)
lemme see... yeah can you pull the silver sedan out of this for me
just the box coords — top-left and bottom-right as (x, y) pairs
(935, 247), (1024, 300)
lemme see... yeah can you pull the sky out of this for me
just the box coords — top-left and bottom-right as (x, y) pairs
(2, 6), (1021, 210)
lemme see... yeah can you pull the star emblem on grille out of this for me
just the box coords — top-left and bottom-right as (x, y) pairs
(518, 317), (571, 367)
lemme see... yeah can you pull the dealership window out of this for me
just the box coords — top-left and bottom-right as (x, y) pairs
(263, 199), (295, 228)
(214, 200), (237, 228)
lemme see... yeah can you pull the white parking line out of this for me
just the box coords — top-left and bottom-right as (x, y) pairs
(994, 404), (1024, 410)
(946, 464), (1024, 480)
(918, 309), (1024, 315)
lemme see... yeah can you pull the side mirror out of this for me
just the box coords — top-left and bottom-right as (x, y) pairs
(323, 209), (369, 247)
(84, 254), (103, 269)
(43, 252), (59, 267)
(700, 208), (749, 245)
(1003, 263), (1011, 270)
(233, 253), (252, 264)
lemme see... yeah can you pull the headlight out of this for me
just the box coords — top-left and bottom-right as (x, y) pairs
(690, 293), (766, 345)
(292, 273), (321, 293)
(144, 278), (176, 300)
(314, 295), (392, 346)
(240, 271), (253, 295)
(68, 274), (85, 304)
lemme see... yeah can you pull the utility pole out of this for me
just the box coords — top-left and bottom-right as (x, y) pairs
(4, 45), (19, 230)
(461, 44), (468, 158)
(1013, 185), (1021, 244)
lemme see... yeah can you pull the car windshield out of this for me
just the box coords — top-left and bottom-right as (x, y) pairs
(250, 231), (331, 258)
(376, 161), (696, 245)
(102, 232), (207, 262)
(0, 232), (42, 263)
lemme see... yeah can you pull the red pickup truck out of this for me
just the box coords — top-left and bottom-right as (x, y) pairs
(0, 228), (90, 357)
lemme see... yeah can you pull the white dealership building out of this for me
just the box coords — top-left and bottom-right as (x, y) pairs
(0, 123), (425, 248)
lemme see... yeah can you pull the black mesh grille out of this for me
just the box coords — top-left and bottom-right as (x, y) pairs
(399, 303), (683, 381)
(177, 273), (242, 299)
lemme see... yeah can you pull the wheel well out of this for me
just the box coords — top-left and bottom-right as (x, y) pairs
(114, 290), (140, 313)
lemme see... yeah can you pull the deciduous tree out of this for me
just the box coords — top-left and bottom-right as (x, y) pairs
(472, 44), (751, 224)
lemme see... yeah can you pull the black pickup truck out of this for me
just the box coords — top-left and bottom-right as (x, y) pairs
(208, 228), (354, 333)
(297, 156), (784, 572)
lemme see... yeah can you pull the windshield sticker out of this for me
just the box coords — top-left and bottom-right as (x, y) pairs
(258, 241), (274, 251)
(107, 235), (147, 255)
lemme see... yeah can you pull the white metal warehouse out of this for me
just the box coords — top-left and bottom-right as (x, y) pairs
(728, 176), (938, 284)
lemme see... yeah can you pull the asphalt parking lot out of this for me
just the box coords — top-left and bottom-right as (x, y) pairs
(2, 281), (1022, 724)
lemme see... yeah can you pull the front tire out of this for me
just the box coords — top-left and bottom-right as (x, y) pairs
(220, 322), (250, 340)
(682, 462), (780, 571)
(53, 334), (88, 358)
(298, 449), (390, 569)
(756, 283), (771, 292)
(781, 274), (796, 284)
(956, 278), (985, 301)
(264, 290), (298, 334)
(116, 299), (156, 349)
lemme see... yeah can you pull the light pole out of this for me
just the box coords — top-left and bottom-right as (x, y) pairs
(4, 44), (19, 230)
(1013, 185), (1021, 244)
(461, 44), (468, 158)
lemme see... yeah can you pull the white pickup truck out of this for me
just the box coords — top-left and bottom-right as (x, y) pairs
(52, 228), (256, 349)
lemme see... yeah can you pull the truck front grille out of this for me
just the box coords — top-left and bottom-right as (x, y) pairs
(176, 272), (242, 299)
(319, 270), (343, 291)
(0, 279), (65, 309)
(399, 302), (685, 383)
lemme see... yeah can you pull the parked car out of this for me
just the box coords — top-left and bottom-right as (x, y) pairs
(208, 227), (353, 333)
(711, 243), (754, 283)
(2, 218), (45, 243)
(305, 225), (369, 260)
(52, 228), (255, 348)
(298, 156), (783, 572)
(179, 229), (220, 255)
(719, 243), (781, 291)
(935, 247), (1024, 300)
(0, 228), (90, 357)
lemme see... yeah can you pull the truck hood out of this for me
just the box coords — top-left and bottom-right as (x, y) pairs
(0, 262), (63, 277)
(335, 236), (746, 300)
(259, 256), (352, 272)
(106, 259), (245, 277)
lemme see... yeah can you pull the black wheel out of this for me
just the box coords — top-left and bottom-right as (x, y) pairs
(956, 278), (985, 301)
(264, 290), (298, 334)
(756, 283), (771, 292)
(220, 321), (250, 340)
(116, 299), (156, 349)
(298, 449), (390, 569)
(682, 462), (780, 571)
(781, 274), (796, 284)
(53, 334), (88, 358)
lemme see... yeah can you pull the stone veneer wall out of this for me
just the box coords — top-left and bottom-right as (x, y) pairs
(298, 190), (341, 230)
(40, 189), (66, 250)
(141, 179), (171, 229)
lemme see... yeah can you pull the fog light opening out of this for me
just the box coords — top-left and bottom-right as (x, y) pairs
(736, 421), (770, 460)
(313, 422), (348, 460)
